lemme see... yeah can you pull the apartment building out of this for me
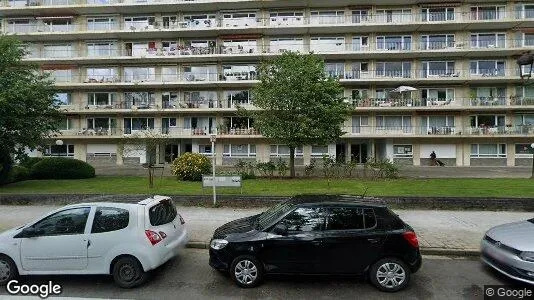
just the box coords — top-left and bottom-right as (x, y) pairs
(2, 0), (534, 167)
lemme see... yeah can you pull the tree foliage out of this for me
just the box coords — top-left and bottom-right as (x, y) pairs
(0, 35), (62, 183)
(244, 52), (350, 177)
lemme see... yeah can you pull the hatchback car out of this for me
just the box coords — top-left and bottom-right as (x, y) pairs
(0, 195), (188, 288)
(209, 195), (422, 292)
(481, 219), (534, 284)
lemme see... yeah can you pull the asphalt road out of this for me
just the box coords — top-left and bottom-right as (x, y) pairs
(0, 249), (526, 300)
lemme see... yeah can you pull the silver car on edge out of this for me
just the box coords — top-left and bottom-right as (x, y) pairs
(481, 218), (534, 284)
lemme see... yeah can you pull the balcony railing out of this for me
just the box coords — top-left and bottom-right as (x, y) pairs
(345, 125), (534, 136)
(3, 9), (533, 34)
(59, 126), (260, 137)
(23, 38), (534, 60)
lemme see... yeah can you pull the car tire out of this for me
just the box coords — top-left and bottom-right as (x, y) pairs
(0, 255), (17, 286)
(112, 256), (148, 289)
(230, 255), (264, 288)
(369, 257), (411, 292)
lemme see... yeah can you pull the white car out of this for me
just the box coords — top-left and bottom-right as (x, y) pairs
(0, 195), (188, 288)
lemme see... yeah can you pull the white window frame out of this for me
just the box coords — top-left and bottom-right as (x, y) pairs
(470, 144), (506, 158)
(393, 145), (413, 158)
(421, 7), (455, 22)
(223, 144), (257, 157)
(270, 145), (303, 157)
(310, 37), (345, 53)
(470, 33), (506, 48)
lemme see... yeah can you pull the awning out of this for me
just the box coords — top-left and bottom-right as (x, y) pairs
(36, 16), (74, 20)
(419, 2), (461, 7)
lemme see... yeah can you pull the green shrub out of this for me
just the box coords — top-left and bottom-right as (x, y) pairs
(19, 157), (45, 169)
(257, 161), (276, 177)
(171, 152), (211, 181)
(5, 165), (30, 183)
(30, 158), (95, 179)
(365, 158), (399, 179)
(276, 158), (288, 177)
(304, 161), (316, 177)
(234, 159), (256, 179)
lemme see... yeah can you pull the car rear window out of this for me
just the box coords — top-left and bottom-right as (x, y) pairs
(149, 199), (177, 226)
(327, 207), (376, 230)
(92, 207), (130, 233)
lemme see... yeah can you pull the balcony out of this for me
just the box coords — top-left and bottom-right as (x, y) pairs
(344, 125), (534, 137)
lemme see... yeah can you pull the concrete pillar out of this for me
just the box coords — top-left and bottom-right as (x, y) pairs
(303, 145), (312, 165)
(456, 143), (463, 166)
(412, 143), (420, 166)
(462, 143), (471, 166)
(345, 143), (352, 162)
(507, 143), (515, 166)
(116, 144), (124, 165)
(215, 143), (223, 166)
(74, 143), (87, 162)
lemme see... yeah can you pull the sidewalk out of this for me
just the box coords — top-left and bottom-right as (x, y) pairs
(0, 205), (531, 255)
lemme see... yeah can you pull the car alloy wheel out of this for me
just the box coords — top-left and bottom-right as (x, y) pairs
(112, 257), (147, 289)
(234, 260), (258, 285)
(0, 259), (11, 282)
(376, 262), (406, 289)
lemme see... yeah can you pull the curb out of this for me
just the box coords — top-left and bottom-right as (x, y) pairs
(185, 241), (481, 257)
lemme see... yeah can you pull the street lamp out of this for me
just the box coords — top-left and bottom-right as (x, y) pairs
(517, 51), (534, 80)
(531, 143), (534, 179)
(210, 134), (217, 205)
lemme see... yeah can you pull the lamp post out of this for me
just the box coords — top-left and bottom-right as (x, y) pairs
(210, 134), (217, 205)
(531, 143), (534, 179)
(55, 140), (64, 157)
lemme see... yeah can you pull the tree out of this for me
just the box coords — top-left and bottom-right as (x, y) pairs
(0, 35), (62, 184)
(244, 52), (351, 177)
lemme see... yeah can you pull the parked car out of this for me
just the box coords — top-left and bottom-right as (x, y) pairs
(0, 195), (188, 288)
(481, 219), (534, 285)
(209, 195), (422, 292)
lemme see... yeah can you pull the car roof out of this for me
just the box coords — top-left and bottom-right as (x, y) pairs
(64, 195), (172, 209)
(287, 194), (387, 208)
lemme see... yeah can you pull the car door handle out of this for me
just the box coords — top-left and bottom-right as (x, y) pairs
(367, 238), (381, 243)
(312, 240), (323, 246)
(87, 240), (91, 248)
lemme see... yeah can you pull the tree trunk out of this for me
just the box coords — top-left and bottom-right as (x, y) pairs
(0, 150), (13, 185)
(148, 166), (154, 189)
(289, 146), (295, 178)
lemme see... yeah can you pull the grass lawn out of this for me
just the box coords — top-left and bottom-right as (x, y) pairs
(1, 176), (534, 197)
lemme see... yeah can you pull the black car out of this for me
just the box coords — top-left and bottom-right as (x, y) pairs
(209, 195), (422, 292)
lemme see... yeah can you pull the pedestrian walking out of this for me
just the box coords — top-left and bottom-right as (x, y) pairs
(430, 151), (445, 166)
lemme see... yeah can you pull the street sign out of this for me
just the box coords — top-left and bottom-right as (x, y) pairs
(202, 175), (242, 187)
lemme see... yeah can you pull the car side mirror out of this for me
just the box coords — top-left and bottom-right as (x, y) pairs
(272, 224), (288, 236)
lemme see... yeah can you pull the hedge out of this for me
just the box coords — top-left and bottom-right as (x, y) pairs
(30, 158), (95, 179)
(19, 157), (45, 169)
(5, 165), (30, 184)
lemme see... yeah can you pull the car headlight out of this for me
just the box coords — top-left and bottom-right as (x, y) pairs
(210, 239), (228, 250)
(520, 251), (534, 262)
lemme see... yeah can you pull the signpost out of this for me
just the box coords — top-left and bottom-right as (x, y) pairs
(210, 134), (217, 205)
(202, 175), (243, 205)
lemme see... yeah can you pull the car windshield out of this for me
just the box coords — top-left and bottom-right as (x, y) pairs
(257, 201), (294, 230)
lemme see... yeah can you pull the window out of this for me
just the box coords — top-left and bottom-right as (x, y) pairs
(471, 144), (506, 157)
(523, 4), (534, 19)
(223, 144), (256, 157)
(58, 118), (73, 130)
(311, 145), (329, 157)
(352, 36), (369, 51)
(352, 115), (369, 133)
(310, 37), (345, 52)
(421, 61), (455, 77)
(471, 6), (505, 20)
(421, 34), (455, 50)
(225, 90), (252, 107)
(184, 14), (216, 29)
(351, 10), (370, 23)
(222, 39), (257, 54)
(393, 145), (413, 158)
(199, 144), (212, 155)
(124, 92), (155, 108)
(310, 10), (344, 24)
(162, 15), (178, 29)
(470, 33), (505, 48)
(87, 41), (117, 57)
(87, 93), (114, 106)
(470, 60), (505, 76)
(376, 62), (412, 78)
(279, 207), (324, 232)
(524, 33), (534, 47)
(222, 65), (257, 81)
(376, 9), (412, 23)
(124, 16), (156, 30)
(421, 7), (454, 22)
(32, 207), (91, 236)
(124, 118), (154, 132)
(183, 65), (217, 82)
(376, 36), (411, 51)
(269, 38), (304, 53)
(516, 144), (534, 155)
(269, 11), (304, 26)
(44, 144), (74, 157)
(86, 67), (117, 82)
(124, 67), (156, 82)
(149, 199), (177, 226)
(54, 93), (71, 105)
(221, 11), (258, 28)
(44, 44), (72, 58)
(270, 145), (303, 156)
(376, 116), (412, 130)
(327, 207), (376, 230)
(87, 17), (116, 31)
(470, 115), (505, 128)
(91, 207), (129, 233)
(325, 62), (345, 78)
